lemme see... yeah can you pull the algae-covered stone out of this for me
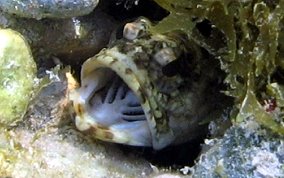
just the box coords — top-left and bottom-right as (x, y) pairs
(0, 29), (36, 126)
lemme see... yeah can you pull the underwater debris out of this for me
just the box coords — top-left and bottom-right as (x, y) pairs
(0, 29), (37, 126)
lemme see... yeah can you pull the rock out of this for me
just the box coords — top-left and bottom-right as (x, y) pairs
(0, 68), (153, 177)
(0, 29), (37, 126)
(0, 5), (119, 66)
(0, 0), (99, 19)
(192, 119), (284, 178)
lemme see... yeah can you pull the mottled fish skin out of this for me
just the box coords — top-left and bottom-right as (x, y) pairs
(0, 0), (99, 19)
(71, 18), (221, 150)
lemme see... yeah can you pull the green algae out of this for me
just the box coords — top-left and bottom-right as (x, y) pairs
(152, 0), (284, 135)
(0, 29), (37, 126)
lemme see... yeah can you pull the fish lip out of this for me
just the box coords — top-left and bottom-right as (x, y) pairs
(74, 108), (151, 146)
(72, 44), (176, 149)
(72, 46), (154, 147)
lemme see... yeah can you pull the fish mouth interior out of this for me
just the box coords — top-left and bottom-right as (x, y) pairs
(84, 68), (152, 146)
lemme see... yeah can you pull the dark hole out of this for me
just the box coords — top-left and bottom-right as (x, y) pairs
(36, 56), (57, 78)
(162, 60), (179, 77)
(118, 139), (204, 168)
(236, 75), (245, 84)
(105, 0), (169, 40)
(196, 19), (213, 38)
(114, 23), (126, 40)
(247, 23), (260, 42)
(162, 52), (196, 78)
(104, 0), (169, 22)
(264, 0), (279, 10)
(271, 67), (284, 85)
(192, 16), (198, 22)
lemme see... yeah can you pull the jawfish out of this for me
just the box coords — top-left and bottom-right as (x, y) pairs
(70, 18), (221, 150)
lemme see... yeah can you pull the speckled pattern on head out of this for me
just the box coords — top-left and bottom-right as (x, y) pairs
(70, 18), (220, 150)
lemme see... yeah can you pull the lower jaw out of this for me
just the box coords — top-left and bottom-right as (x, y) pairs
(74, 111), (152, 146)
(71, 47), (154, 147)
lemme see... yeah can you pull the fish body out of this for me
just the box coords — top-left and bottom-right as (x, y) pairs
(70, 18), (221, 150)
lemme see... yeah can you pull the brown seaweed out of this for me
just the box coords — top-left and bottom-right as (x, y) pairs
(152, 0), (284, 134)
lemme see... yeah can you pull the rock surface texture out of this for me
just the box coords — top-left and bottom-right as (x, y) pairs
(0, 0), (99, 19)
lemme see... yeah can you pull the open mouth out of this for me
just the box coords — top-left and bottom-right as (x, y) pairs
(89, 69), (146, 125)
(71, 33), (181, 149)
(88, 69), (146, 125)
(73, 67), (152, 147)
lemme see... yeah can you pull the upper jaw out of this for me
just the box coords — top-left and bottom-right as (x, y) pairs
(70, 24), (186, 149)
(70, 46), (156, 147)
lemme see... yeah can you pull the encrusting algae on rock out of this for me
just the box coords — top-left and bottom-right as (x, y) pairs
(0, 29), (37, 126)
